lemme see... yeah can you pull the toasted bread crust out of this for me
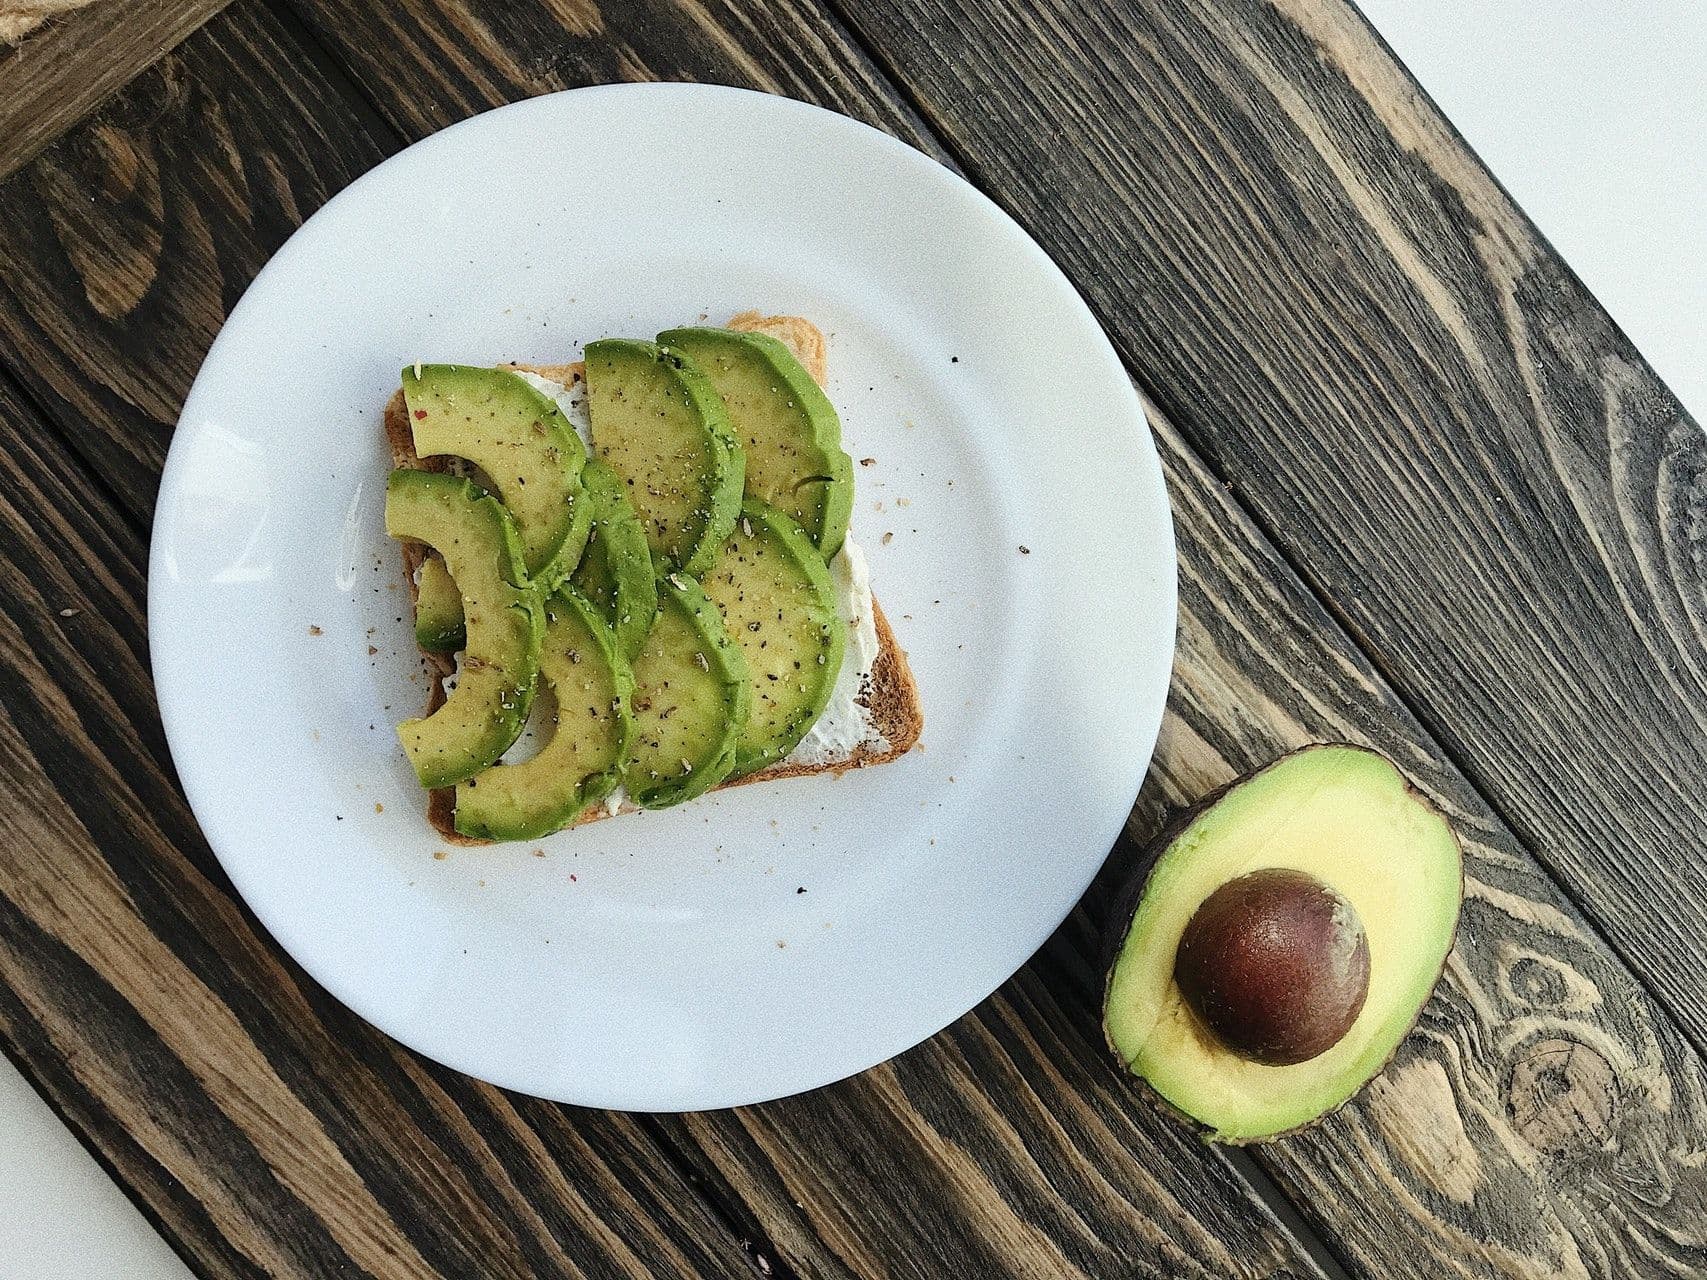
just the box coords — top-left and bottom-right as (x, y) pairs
(392, 317), (921, 844)
(726, 311), (827, 385)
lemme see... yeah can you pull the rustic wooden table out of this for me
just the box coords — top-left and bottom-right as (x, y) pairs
(2, 2), (1704, 1276)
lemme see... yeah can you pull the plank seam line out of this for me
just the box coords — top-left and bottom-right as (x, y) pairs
(264, 0), (413, 160)
(815, 0), (1707, 1070)
(0, 360), (149, 547)
(0, 0), (239, 184)
(809, 4), (1356, 1274)
(634, 1115), (801, 1280)
(815, 0), (1707, 1255)
(1232, 479), (1707, 1067)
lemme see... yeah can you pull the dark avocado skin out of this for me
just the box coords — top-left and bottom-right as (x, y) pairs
(1098, 743), (1465, 1144)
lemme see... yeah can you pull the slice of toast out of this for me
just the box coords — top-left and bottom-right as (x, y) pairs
(385, 317), (922, 844)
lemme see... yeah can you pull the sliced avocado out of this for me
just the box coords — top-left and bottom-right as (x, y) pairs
(701, 499), (845, 776)
(583, 340), (743, 577)
(410, 458), (639, 658)
(570, 458), (659, 662)
(1102, 745), (1462, 1143)
(658, 328), (853, 559)
(413, 553), (465, 653)
(384, 469), (543, 788)
(405, 364), (592, 589)
(452, 588), (632, 841)
(622, 573), (749, 809)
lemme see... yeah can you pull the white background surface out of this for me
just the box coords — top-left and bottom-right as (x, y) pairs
(0, 1061), (189, 1279)
(3, 2), (1701, 1274)
(1359, 0), (1705, 419)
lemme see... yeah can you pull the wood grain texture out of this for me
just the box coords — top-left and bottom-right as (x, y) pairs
(644, 391), (1707, 1280)
(0, 368), (766, 1278)
(0, 0), (234, 182)
(0, 0), (402, 528)
(828, 0), (1707, 1060)
(262, 0), (1707, 1274)
(0, 0), (1701, 1277)
(1139, 397), (1707, 1277)
(281, 0), (950, 164)
(0, 4), (1325, 1278)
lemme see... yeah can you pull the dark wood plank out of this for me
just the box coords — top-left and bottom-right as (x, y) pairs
(631, 391), (1707, 1280)
(1138, 397), (1707, 1277)
(0, 367), (764, 1278)
(3, 0), (1702, 1276)
(0, 0), (234, 182)
(658, 969), (1325, 1280)
(0, 0), (402, 528)
(267, 1), (1707, 1274)
(826, 0), (1707, 1057)
(207, 1), (1707, 1275)
(281, 0), (951, 165)
(0, 4), (1325, 1278)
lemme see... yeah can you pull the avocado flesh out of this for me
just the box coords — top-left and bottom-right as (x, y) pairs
(413, 553), (465, 653)
(1103, 745), (1462, 1143)
(453, 589), (632, 841)
(412, 462), (649, 659)
(385, 470), (543, 789)
(622, 574), (750, 809)
(405, 364), (591, 590)
(701, 499), (845, 776)
(584, 340), (743, 578)
(657, 328), (853, 559)
(570, 459), (659, 662)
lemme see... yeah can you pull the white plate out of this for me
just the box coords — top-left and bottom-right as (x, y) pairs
(150, 84), (1176, 1110)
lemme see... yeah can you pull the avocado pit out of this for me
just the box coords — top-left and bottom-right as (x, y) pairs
(1174, 868), (1370, 1066)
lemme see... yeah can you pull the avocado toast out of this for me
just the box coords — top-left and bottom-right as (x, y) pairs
(383, 313), (922, 844)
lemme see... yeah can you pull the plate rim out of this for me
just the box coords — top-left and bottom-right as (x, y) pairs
(148, 82), (1178, 1110)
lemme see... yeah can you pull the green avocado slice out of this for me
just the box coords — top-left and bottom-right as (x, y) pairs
(570, 459), (659, 662)
(701, 499), (845, 776)
(413, 553), (465, 654)
(622, 573), (749, 809)
(1101, 745), (1462, 1143)
(424, 460), (659, 661)
(583, 340), (743, 577)
(405, 364), (592, 590)
(657, 327), (853, 559)
(452, 588), (633, 841)
(384, 469), (543, 789)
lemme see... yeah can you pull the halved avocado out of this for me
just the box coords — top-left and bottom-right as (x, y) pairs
(452, 588), (632, 842)
(622, 573), (749, 809)
(1102, 744), (1462, 1143)
(405, 364), (592, 590)
(413, 553), (465, 654)
(584, 340), (743, 577)
(701, 499), (845, 776)
(570, 458), (659, 662)
(657, 327), (853, 559)
(384, 469), (543, 789)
